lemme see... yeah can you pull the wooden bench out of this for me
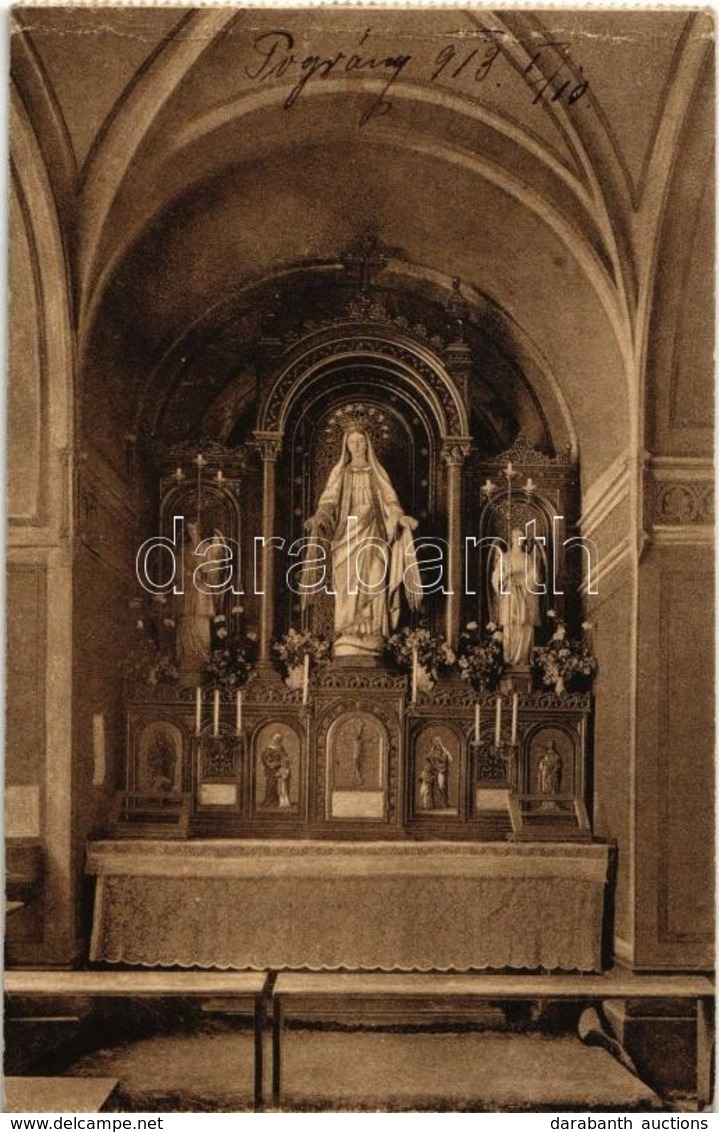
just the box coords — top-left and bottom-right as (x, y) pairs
(271, 970), (715, 1110)
(4, 1077), (119, 1113)
(4, 969), (271, 1111)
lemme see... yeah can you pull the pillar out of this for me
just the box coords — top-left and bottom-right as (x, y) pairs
(441, 438), (471, 648)
(253, 431), (282, 664)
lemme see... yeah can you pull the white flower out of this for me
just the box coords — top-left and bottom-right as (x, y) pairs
(136, 619), (144, 630)
(247, 631), (258, 641)
(232, 605), (244, 615)
(216, 628), (228, 639)
(163, 617), (175, 628)
(485, 622), (497, 632)
(466, 621), (478, 631)
(214, 614), (226, 624)
(547, 609), (557, 618)
(581, 621), (593, 631)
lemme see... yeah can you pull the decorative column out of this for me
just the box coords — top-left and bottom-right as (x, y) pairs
(441, 438), (472, 648)
(253, 431), (282, 664)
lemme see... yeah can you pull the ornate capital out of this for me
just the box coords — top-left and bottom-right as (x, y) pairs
(252, 431), (282, 463)
(441, 437), (472, 467)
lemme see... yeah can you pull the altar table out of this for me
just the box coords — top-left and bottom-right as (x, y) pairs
(86, 840), (610, 972)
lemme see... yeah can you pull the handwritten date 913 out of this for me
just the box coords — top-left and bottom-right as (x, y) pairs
(244, 29), (590, 126)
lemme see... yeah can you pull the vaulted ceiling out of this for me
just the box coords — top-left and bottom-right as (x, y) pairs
(11, 7), (713, 483)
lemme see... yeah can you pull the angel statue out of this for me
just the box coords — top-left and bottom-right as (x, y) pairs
(303, 428), (423, 659)
(490, 527), (543, 667)
(174, 521), (228, 683)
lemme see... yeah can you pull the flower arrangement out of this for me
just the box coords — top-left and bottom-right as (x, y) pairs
(532, 612), (597, 693)
(206, 640), (256, 691)
(385, 626), (455, 686)
(456, 621), (506, 693)
(119, 628), (179, 687)
(273, 628), (331, 679)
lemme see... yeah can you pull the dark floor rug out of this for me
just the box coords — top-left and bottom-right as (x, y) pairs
(67, 1025), (663, 1112)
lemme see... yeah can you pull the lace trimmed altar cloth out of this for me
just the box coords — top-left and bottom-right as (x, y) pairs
(86, 840), (610, 972)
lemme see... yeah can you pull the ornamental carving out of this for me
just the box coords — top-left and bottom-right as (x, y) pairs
(654, 481), (714, 525)
(316, 669), (407, 691)
(415, 687), (590, 711)
(199, 732), (240, 780)
(154, 441), (247, 478)
(474, 740), (509, 782)
(261, 333), (465, 436)
(441, 439), (473, 467)
(487, 433), (572, 467)
(252, 432), (282, 463)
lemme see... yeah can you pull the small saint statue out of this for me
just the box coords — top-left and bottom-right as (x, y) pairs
(536, 740), (563, 813)
(418, 735), (453, 810)
(491, 527), (542, 667)
(261, 733), (292, 809)
(304, 428), (422, 659)
(175, 522), (228, 684)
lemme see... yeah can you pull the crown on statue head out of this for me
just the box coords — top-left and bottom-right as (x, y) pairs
(324, 403), (391, 444)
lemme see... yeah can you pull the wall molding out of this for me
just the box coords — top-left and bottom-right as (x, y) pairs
(579, 451), (630, 539)
(580, 536), (631, 596)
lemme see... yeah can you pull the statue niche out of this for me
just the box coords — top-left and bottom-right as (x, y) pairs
(303, 427), (422, 660)
(281, 390), (442, 651)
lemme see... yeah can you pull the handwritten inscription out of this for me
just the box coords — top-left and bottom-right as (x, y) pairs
(244, 28), (590, 126)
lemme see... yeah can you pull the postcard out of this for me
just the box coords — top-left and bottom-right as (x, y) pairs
(5, 5), (714, 1115)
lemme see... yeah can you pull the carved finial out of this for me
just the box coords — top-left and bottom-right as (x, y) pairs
(341, 228), (388, 293)
(447, 277), (469, 344)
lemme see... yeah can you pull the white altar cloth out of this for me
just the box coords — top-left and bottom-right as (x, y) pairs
(86, 840), (610, 972)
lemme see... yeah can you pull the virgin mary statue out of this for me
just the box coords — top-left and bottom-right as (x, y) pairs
(304, 429), (422, 659)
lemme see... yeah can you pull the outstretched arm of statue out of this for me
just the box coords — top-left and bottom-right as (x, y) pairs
(304, 508), (334, 539)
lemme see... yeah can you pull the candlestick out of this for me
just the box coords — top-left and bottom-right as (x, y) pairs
(236, 688), (243, 735)
(302, 652), (310, 705)
(511, 692), (518, 743)
(213, 689), (220, 737)
(524, 476), (536, 494)
(474, 700), (481, 743)
(411, 646), (418, 705)
(195, 687), (202, 736)
(494, 695), (502, 747)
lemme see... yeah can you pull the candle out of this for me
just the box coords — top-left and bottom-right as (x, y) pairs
(494, 695), (502, 746)
(474, 700), (481, 743)
(216, 469), (223, 484)
(511, 693), (518, 743)
(506, 461), (513, 477)
(525, 477), (536, 494)
(213, 689), (220, 737)
(175, 466), (184, 482)
(236, 688), (243, 735)
(302, 652), (310, 705)
(411, 647), (418, 705)
(195, 687), (202, 735)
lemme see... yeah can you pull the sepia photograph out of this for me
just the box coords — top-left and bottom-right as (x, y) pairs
(4, 4), (715, 1116)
